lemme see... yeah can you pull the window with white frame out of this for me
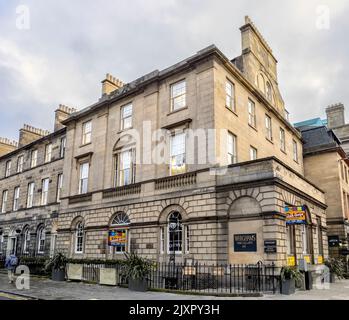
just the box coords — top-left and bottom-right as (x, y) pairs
(227, 132), (237, 165)
(160, 227), (165, 254)
(60, 137), (66, 158)
(248, 99), (256, 127)
(75, 221), (84, 253)
(293, 140), (298, 162)
(168, 212), (183, 254)
(23, 228), (30, 254)
(170, 133), (186, 175)
(286, 224), (295, 255)
(82, 121), (92, 145)
(27, 182), (35, 208)
(301, 224), (308, 255)
(41, 178), (49, 205)
(265, 115), (272, 141)
(185, 225), (190, 254)
(115, 149), (135, 187)
(225, 80), (235, 111)
(171, 80), (186, 111)
(57, 174), (63, 203)
(31, 150), (38, 168)
(250, 146), (257, 161)
(280, 128), (286, 152)
(37, 226), (46, 254)
(45, 143), (52, 163)
(109, 213), (130, 253)
(1, 190), (8, 213)
(79, 162), (89, 194)
(5, 160), (11, 177)
(13, 186), (20, 211)
(121, 104), (133, 130)
(17, 156), (24, 173)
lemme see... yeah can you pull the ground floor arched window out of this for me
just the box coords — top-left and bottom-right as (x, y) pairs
(168, 212), (183, 254)
(75, 222), (84, 254)
(109, 212), (130, 254)
(22, 227), (30, 254)
(37, 226), (46, 254)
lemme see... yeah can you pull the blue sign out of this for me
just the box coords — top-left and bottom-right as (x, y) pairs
(234, 234), (257, 252)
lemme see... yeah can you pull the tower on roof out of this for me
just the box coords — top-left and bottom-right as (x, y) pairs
(233, 16), (285, 116)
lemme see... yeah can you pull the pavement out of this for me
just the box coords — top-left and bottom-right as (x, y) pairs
(1, 272), (349, 300)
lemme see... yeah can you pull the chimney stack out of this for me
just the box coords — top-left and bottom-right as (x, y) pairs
(101, 73), (124, 96)
(0, 138), (18, 157)
(18, 124), (50, 148)
(54, 104), (77, 131)
(326, 103), (345, 129)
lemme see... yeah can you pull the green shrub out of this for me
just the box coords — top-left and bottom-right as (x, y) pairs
(280, 266), (303, 282)
(325, 258), (346, 279)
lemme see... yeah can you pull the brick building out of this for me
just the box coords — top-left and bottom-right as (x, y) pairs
(0, 17), (328, 272)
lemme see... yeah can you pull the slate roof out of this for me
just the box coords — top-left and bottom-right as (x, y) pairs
(300, 125), (341, 155)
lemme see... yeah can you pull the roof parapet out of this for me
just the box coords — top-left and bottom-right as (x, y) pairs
(0, 137), (18, 148)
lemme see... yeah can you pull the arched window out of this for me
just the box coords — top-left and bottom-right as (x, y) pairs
(168, 212), (183, 254)
(37, 226), (46, 254)
(75, 222), (84, 254)
(23, 227), (30, 254)
(257, 74), (265, 94)
(266, 82), (272, 101)
(109, 213), (130, 253)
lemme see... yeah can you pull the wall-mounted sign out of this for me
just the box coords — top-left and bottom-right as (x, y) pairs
(234, 234), (257, 252)
(108, 229), (127, 247)
(328, 235), (340, 247)
(264, 239), (277, 253)
(285, 206), (306, 225)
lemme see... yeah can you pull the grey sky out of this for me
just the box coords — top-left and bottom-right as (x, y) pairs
(0, 0), (348, 141)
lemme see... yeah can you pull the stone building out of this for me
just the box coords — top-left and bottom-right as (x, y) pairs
(52, 17), (328, 270)
(0, 105), (75, 257)
(0, 17), (328, 273)
(296, 125), (349, 257)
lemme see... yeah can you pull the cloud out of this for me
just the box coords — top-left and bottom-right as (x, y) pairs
(0, 0), (349, 140)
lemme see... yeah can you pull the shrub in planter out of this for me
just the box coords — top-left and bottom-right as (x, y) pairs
(123, 253), (154, 292)
(325, 258), (345, 283)
(280, 266), (303, 295)
(45, 253), (67, 281)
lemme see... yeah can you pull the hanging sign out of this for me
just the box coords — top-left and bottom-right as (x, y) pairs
(234, 234), (257, 252)
(285, 206), (306, 225)
(108, 229), (127, 247)
(328, 235), (340, 247)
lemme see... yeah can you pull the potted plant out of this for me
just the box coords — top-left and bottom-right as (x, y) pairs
(45, 253), (67, 281)
(123, 253), (153, 292)
(325, 258), (345, 283)
(280, 266), (303, 295)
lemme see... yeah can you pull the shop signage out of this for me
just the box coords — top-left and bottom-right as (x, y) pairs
(264, 240), (277, 253)
(317, 256), (324, 264)
(287, 256), (296, 266)
(328, 235), (340, 247)
(234, 234), (257, 252)
(285, 206), (306, 225)
(108, 229), (127, 247)
(340, 249), (349, 256)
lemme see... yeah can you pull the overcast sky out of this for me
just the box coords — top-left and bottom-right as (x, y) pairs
(0, 0), (348, 140)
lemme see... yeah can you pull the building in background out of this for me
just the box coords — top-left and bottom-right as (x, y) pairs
(297, 125), (349, 257)
(0, 105), (75, 257)
(0, 17), (328, 275)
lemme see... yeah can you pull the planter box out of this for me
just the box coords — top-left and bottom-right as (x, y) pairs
(281, 278), (296, 295)
(67, 263), (83, 281)
(99, 268), (118, 286)
(128, 278), (148, 292)
(52, 269), (65, 282)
